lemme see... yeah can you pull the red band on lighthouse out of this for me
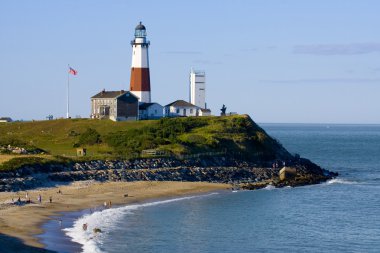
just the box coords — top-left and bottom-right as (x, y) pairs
(130, 68), (150, 91)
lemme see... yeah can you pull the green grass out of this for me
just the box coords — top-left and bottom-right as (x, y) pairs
(0, 115), (293, 163)
(0, 119), (151, 157)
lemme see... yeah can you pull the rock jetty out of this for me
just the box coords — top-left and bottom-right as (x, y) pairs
(0, 156), (337, 192)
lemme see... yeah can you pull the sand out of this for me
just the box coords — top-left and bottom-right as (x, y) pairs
(0, 181), (229, 250)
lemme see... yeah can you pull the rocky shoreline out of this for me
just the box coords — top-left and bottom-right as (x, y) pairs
(0, 156), (338, 192)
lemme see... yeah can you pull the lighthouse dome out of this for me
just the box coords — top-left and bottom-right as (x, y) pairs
(135, 22), (146, 30)
(134, 22), (147, 38)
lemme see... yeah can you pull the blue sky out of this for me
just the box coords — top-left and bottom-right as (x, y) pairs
(1, 0), (380, 123)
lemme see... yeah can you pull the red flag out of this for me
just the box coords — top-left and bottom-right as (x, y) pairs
(68, 67), (78, 75)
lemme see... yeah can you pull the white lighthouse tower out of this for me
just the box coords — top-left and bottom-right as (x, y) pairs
(189, 69), (206, 109)
(130, 22), (151, 103)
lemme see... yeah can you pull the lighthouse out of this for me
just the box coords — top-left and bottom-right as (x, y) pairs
(130, 22), (151, 103)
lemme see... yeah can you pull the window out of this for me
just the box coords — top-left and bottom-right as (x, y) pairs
(190, 109), (193, 114)
(176, 108), (180, 114)
(100, 106), (110, 116)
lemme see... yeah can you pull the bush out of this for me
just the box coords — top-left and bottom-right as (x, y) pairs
(78, 128), (101, 146)
(68, 130), (80, 137)
(105, 129), (152, 156)
(103, 117), (210, 156)
(0, 156), (72, 171)
(0, 157), (44, 171)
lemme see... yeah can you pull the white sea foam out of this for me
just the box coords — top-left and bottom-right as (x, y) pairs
(64, 193), (218, 253)
(326, 178), (357, 185)
(263, 185), (276, 190)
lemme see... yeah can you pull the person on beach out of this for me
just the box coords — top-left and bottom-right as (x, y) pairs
(49, 196), (52, 203)
(38, 194), (42, 203)
(109, 201), (112, 207)
(104, 201), (107, 208)
(25, 192), (28, 200)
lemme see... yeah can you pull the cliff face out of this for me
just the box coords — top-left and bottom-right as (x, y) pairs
(0, 115), (337, 192)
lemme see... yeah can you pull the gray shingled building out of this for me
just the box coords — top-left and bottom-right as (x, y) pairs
(90, 90), (139, 121)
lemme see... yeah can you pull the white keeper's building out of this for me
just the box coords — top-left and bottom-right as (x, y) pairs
(164, 100), (211, 117)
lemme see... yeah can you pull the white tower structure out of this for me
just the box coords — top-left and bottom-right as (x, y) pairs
(190, 69), (206, 109)
(130, 22), (151, 103)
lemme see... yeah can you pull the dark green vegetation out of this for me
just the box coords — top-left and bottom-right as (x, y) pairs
(0, 156), (71, 172)
(105, 116), (291, 160)
(77, 128), (101, 146)
(0, 115), (293, 170)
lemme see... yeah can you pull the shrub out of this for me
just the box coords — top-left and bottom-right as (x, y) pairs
(0, 156), (71, 171)
(0, 157), (44, 171)
(78, 128), (101, 146)
(68, 130), (80, 137)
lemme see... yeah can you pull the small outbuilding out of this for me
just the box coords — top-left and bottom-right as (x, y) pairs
(279, 167), (297, 181)
(76, 148), (87, 157)
(199, 108), (211, 116)
(164, 100), (201, 117)
(91, 90), (139, 121)
(139, 102), (163, 120)
(0, 117), (12, 123)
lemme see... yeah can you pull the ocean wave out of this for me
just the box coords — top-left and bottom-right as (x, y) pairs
(63, 193), (218, 253)
(325, 178), (358, 185)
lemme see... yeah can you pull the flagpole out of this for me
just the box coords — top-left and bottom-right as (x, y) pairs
(67, 64), (70, 119)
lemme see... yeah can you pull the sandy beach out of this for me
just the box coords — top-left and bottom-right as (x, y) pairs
(0, 181), (228, 251)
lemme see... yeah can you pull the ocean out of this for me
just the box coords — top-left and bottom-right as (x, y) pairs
(39, 124), (380, 253)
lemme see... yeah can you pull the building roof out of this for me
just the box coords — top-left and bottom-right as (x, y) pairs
(139, 102), (161, 110)
(165, 100), (197, 107)
(0, 117), (12, 122)
(135, 22), (146, 30)
(91, 90), (135, 99)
